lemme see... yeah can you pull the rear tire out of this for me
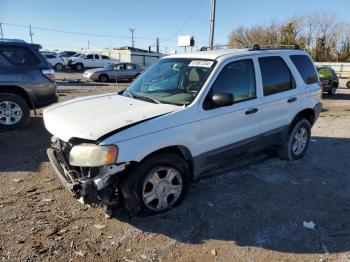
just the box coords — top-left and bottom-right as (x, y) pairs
(328, 84), (337, 95)
(99, 74), (109, 82)
(278, 119), (311, 160)
(55, 63), (64, 71)
(75, 63), (84, 71)
(0, 93), (30, 131)
(121, 153), (190, 216)
(346, 81), (350, 89)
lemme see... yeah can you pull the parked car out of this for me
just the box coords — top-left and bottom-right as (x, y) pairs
(67, 53), (118, 71)
(43, 53), (66, 71)
(58, 51), (77, 59)
(317, 66), (339, 95)
(83, 62), (144, 82)
(44, 46), (321, 216)
(0, 39), (57, 130)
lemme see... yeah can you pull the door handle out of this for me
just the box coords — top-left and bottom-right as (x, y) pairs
(287, 97), (297, 103)
(245, 108), (258, 115)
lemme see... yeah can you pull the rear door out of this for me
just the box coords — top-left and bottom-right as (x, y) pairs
(257, 55), (302, 135)
(125, 63), (137, 78)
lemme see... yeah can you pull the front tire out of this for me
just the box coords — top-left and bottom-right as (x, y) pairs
(121, 153), (190, 216)
(0, 93), (30, 131)
(55, 63), (64, 71)
(99, 74), (109, 82)
(278, 119), (311, 160)
(346, 81), (350, 89)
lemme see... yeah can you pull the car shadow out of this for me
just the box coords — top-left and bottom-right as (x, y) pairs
(112, 136), (350, 254)
(0, 117), (50, 172)
(322, 92), (350, 101)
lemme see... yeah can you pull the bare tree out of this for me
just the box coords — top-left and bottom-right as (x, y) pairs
(228, 11), (350, 62)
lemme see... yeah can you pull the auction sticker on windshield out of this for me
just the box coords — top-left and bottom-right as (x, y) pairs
(188, 60), (214, 68)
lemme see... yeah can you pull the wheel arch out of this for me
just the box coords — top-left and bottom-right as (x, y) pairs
(291, 108), (315, 127)
(135, 145), (194, 180)
(0, 85), (34, 109)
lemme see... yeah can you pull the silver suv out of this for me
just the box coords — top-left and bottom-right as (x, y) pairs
(0, 39), (57, 130)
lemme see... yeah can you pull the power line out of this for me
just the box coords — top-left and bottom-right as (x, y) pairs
(1, 22), (178, 43)
(0, 21), (208, 50)
(169, 0), (203, 39)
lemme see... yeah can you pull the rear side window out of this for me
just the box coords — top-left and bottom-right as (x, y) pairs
(210, 59), (256, 103)
(259, 56), (294, 96)
(0, 45), (40, 66)
(290, 55), (318, 84)
(102, 55), (109, 59)
(86, 54), (94, 59)
(126, 64), (135, 70)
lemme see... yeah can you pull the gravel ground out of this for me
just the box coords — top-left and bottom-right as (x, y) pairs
(0, 74), (350, 262)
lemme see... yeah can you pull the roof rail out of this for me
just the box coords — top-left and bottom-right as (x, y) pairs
(199, 45), (251, 51)
(249, 44), (301, 50)
(0, 38), (27, 43)
(199, 44), (301, 51)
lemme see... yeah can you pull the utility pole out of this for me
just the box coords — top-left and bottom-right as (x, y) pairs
(88, 40), (90, 49)
(129, 28), (135, 48)
(156, 37), (159, 53)
(209, 0), (216, 48)
(29, 24), (34, 43)
(0, 23), (3, 39)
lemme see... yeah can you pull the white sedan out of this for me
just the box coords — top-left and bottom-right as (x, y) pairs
(43, 53), (65, 71)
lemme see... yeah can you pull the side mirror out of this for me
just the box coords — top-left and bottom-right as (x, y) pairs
(211, 93), (234, 108)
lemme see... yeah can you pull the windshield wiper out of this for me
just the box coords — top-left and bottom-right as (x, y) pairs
(142, 95), (161, 104)
(126, 90), (161, 104)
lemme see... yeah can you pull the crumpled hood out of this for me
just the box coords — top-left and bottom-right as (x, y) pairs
(43, 93), (180, 142)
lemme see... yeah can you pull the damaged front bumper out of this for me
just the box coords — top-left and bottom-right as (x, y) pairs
(47, 145), (125, 207)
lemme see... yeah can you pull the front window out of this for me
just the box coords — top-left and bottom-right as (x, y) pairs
(123, 58), (215, 106)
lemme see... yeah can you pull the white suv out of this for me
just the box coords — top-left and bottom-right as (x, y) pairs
(44, 46), (322, 216)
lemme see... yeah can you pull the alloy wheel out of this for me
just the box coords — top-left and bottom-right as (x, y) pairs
(291, 127), (308, 155)
(0, 101), (23, 125)
(142, 166), (183, 211)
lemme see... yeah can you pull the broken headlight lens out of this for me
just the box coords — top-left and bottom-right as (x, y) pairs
(69, 144), (118, 167)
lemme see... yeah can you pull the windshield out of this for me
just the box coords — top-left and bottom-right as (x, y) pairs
(123, 58), (215, 106)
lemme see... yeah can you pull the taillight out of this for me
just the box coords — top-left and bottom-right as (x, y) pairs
(42, 69), (55, 82)
(318, 79), (323, 99)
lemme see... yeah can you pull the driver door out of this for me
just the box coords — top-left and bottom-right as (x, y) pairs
(196, 57), (262, 163)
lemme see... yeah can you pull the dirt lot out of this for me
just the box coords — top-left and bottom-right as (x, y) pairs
(1, 74), (350, 262)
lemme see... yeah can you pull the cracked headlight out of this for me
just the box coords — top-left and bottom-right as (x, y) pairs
(69, 144), (118, 167)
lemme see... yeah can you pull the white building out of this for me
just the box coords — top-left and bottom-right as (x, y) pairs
(78, 46), (165, 67)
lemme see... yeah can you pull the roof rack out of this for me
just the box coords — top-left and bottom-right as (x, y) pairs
(199, 44), (301, 51)
(200, 45), (249, 51)
(0, 38), (27, 43)
(249, 44), (301, 50)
